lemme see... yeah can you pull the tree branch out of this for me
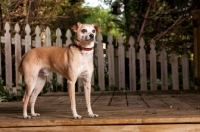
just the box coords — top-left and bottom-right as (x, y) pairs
(153, 16), (183, 41)
(136, 3), (152, 44)
(43, 0), (61, 26)
(25, 0), (33, 24)
(148, 8), (176, 19)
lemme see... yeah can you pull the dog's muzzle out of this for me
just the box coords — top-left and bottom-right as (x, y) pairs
(85, 34), (94, 41)
(89, 34), (94, 39)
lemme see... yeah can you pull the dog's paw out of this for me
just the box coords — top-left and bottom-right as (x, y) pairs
(23, 115), (32, 119)
(74, 115), (82, 119)
(89, 113), (99, 118)
(31, 113), (40, 117)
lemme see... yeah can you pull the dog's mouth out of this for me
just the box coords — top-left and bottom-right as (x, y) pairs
(85, 38), (94, 41)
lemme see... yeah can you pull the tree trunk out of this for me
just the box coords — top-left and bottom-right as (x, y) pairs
(123, 0), (131, 37)
(0, 3), (3, 35)
(191, 10), (200, 90)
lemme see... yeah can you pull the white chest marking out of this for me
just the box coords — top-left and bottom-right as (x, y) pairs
(78, 52), (93, 78)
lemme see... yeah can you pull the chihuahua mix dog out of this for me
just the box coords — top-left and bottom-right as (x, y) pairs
(19, 22), (100, 119)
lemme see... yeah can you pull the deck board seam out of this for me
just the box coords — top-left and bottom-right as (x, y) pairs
(91, 91), (104, 105)
(108, 90), (115, 106)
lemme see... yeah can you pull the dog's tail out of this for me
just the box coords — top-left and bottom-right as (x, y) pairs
(18, 54), (26, 75)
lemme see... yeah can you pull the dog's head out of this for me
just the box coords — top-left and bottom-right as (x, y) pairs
(71, 22), (100, 47)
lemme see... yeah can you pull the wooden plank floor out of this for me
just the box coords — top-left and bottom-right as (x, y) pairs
(1, 90), (200, 132)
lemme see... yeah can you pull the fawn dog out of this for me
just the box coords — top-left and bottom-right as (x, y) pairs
(19, 22), (100, 119)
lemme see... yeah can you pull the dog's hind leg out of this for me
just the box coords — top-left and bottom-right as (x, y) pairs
(23, 75), (37, 119)
(30, 74), (46, 117)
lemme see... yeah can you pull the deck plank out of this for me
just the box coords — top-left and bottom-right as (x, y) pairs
(91, 91), (113, 107)
(1, 124), (200, 132)
(139, 92), (169, 108)
(1, 91), (200, 131)
(127, 92), (149, 108)
(154, 94), (194, 110)
(108, 91), (127, 107)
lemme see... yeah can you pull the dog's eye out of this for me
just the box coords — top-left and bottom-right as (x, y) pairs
(82, 29), (87, 33)
(92, 30), (96, 33)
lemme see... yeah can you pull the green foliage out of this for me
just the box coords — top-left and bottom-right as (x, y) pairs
(0, 75), (64, 102)
(120, 87), (127, 91)
(18, 81), (26, 91)
(0, 80), (5, 93)
(83, 7), (121, 37)
(50, 75), (64, 92)
(1, 0), (87, 36)
(0, 80), (23, 102)
(106, 85), (118, 91)
(0, 0), (123, 42)
(99, 0), (200, 54)
(92, 85), (100, 91)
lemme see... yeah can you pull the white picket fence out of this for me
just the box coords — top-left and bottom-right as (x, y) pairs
(0, 22), (190, 93)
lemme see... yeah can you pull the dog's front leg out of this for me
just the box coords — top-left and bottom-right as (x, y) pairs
(83, 78), (98, 118)
(68, 80), (82, 119)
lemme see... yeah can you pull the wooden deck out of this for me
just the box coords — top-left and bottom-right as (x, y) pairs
(1, 90), (200, 131)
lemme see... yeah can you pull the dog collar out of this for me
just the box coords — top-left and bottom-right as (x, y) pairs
(73, 43), (94, 51)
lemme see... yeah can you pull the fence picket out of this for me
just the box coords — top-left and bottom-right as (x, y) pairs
(4, 22), (12, 93)
(182, 51), (189, 90)
(25, 24), (31, 53)
(139, 38), (147, 90)
(118, 36), (125, 89)
(35, 25), (41, 48)
(66, 29), (72, 46)
(150, 39), (157, 90)
(97, 33), (105, 90)
(129, 36), (136, 91)
(56, 28), (62, 47)
(107, 34), (115, 86)
(160, 47), (168, 90)
(56, 28), (63, 90)
(14, 23), (22, 93)
(45, 27), (51, 46)
(65, 29), (73, 88)
(170, 51), (179, 90)
(44, 26), (53, 91)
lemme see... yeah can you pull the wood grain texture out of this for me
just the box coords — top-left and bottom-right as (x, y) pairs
(170, 51), (179, 90)
(4, 22), (12, 92)
(2, 124), (200, 132)
(129, 37), (136, 91)
(1, 91), (200, 132)
(182, 52), (189, 90)
(118, 36), (125, 89)
(139, 38), (147, 90)
(160, 47), (168, 90)
(14, 23), (22, 93)
(107, 35), (115, 86)
(150, 39), (157, 90)
(97, 33), (105, 90)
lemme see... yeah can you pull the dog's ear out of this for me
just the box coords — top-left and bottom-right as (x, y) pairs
(71, 22), (82, 32)
(94, 24), (101, 33)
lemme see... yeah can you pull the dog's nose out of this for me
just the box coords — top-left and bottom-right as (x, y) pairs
(89, 34), (94, 39)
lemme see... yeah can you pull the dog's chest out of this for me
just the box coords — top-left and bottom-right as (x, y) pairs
(77, 52), (93, 74)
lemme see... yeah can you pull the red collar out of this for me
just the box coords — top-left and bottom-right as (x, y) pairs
(73, 43), (94, 51)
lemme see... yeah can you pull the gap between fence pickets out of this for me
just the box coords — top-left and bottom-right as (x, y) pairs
(1, 22), (190, 93)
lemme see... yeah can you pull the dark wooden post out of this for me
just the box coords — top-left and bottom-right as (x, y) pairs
(191, 10), (200, 90)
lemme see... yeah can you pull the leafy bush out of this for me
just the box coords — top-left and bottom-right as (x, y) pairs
(0, 77), (63, 102)
(0, 80), (24, 102)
